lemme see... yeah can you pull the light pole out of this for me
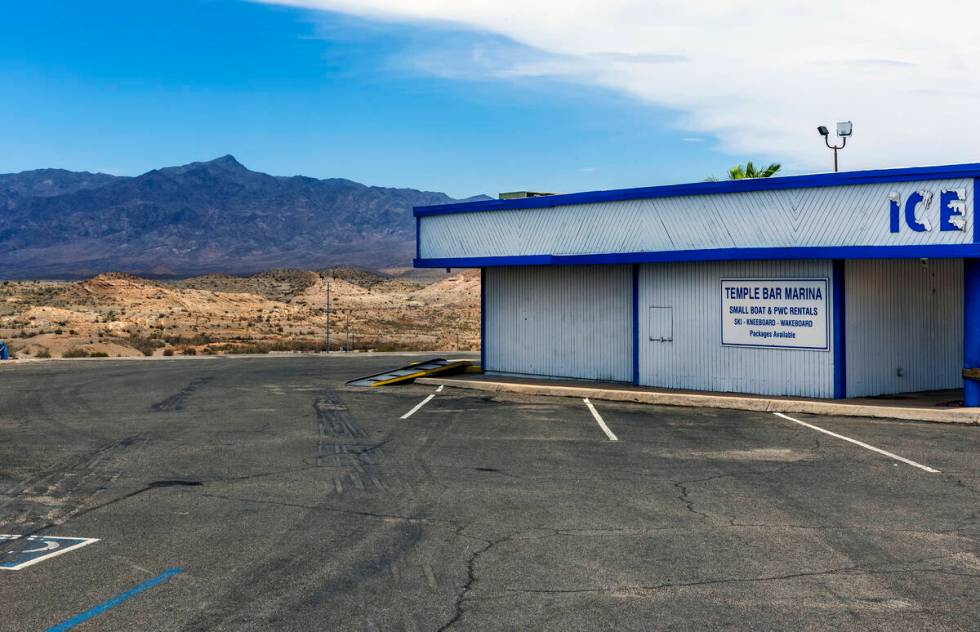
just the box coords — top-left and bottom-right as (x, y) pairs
(817, 121), (853, 172)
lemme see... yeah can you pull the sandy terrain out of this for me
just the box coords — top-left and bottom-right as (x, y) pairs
(0, 268), (479, 358)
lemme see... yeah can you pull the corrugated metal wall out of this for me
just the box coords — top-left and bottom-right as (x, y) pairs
(419, 178), (974, 259)
(637, 260), (836, 397)
(484, 265), (632, 381)
(845, 259), (962, 397)
(484, 259), (964, 397)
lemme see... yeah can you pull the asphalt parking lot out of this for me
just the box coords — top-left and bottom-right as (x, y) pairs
(1, 354), (978, 631)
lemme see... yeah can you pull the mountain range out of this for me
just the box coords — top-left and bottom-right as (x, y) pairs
(0, 155), (488, 279)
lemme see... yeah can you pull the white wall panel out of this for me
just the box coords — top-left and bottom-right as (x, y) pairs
(845, 259), (962, 397)
(637, 260), (836, 397)
(485, 265), (632, 381)
(420, 178), (973, 259)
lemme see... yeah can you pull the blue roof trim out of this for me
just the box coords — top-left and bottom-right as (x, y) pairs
(415, 162), (980, 217)
(415, 244), (980, 268)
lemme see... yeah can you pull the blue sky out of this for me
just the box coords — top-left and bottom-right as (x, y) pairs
(0, 0), (739, 197)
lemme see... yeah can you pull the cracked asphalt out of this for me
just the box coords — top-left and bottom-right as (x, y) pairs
(1, 354), (978, 631)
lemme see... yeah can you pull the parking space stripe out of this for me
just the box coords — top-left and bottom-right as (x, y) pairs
(400, 386), (442, 419)
(773, 412), (940, 473)
(584, 398), (618, 441)
(45, 567), (183, 631)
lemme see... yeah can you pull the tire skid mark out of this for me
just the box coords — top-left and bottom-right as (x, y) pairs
(314, 389), (389, 498)
(0, 434), (146, 529)
(150, 376), (215, 412)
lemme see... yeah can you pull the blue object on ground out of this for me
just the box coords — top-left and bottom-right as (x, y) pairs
(0, 341), (8, 360)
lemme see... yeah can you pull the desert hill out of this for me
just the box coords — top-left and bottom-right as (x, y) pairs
(0, 267), (479, 358)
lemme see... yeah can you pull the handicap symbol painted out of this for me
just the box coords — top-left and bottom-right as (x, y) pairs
(0, 534), (99, 570)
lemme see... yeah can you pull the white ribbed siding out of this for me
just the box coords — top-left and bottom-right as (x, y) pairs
(419, 178), (973, 259)
(845, 259), (962, 397)
(637, 260), (836, 397)
(484, 265), (632, 381)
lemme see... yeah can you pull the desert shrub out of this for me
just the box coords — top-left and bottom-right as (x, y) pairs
(163, 334), (217, 346)
(162, 349), (174, 356)
(90, 352), (109, 358)
(181, 348), (197, 356)
(35, 348), (52, 358)
(63, 348), (89, 358)
(128, 334), (165, 357)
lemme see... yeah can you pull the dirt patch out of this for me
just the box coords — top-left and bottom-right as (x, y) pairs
(683, 448), (814, 462)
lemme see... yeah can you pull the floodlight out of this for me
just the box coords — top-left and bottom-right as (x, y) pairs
(817, 120), (852, 171)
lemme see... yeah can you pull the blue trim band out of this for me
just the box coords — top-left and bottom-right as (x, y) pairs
(631, 264), (639, 386)
(46, 567), (183, 632)
(415, 162), (980, 217)
(415, 244), (980, 268)
(415, 216), (421, 261)
(832, 260), (847, 399)
(480, 267), (486, 372)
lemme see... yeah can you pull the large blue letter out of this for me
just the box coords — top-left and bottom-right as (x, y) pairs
(889, 197), (901, 233)
(904, 191), (930, 232)
(940, 189), (966, 231)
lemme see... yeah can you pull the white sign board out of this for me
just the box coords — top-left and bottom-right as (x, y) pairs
(721, 278), (829, 350)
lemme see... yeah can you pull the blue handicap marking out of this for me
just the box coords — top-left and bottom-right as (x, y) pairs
(1, 534), (99, 570)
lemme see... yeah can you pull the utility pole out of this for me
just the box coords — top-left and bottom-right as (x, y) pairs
(345, 309), (351, 352)
(324, 277), (330, 353)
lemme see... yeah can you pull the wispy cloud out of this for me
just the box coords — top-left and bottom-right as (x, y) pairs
(256, 1), (980, 171)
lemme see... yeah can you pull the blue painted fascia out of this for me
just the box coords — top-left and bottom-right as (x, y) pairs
(974, 178), (980, 244)
(415, 162), (980, 217)
(965, 259), (980, 406)
(414, 244), (980, 269)
(832, 260), (847, 399)
(415, 216), (421, 260)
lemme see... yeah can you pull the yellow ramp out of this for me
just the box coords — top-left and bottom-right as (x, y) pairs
(347, 358), (471, 387)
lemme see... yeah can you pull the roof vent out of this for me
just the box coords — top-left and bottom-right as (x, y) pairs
(498, 191), (555, 200)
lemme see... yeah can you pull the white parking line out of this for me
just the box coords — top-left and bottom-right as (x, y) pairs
(772, 412), (940, 473)
(400, 385), (443, 419)
(584, 398), (618, 441)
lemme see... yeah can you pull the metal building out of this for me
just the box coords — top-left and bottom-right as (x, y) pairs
(414, 163), (980, 403)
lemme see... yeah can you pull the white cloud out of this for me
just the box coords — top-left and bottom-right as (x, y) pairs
(259, 1), (980, 172)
